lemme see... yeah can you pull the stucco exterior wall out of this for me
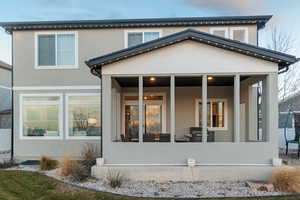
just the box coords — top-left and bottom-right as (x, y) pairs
(102, 41), (277, 75)
(13, 24), (257, 87)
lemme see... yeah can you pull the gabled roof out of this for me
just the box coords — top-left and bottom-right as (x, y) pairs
(86, 29), (298, 71)
(0, 15), (272, 33)
(0, 60), (11, 71)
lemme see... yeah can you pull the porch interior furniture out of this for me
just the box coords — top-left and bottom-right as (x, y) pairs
(189, 127), (215, 142)
(143, 133), (171, 142)
(285, 111), (300, 158)
(28, 128), (46, 136)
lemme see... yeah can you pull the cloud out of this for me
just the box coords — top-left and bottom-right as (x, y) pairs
(184, 0), (269, 14)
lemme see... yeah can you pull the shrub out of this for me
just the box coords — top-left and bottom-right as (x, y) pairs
(271, 167), (300, 193)
(60, 156), (78, 177)
(70, 164), (90, 182)
(39, 156), (58, 171)
(81, 143), (99, 162)
(106, 169), (126, 188)
(0, 159), (17, 169)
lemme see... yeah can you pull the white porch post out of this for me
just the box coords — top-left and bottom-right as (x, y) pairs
(170, 75), (175, 143)
(102, 75), (111, 160)
(139, 76), (143, 143)
(234, 74), (240, 143)
(202, 75), (207, 143)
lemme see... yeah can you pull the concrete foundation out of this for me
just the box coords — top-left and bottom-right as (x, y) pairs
(91, 165), (275, 182)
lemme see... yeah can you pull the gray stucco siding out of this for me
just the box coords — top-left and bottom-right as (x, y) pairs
(13, 25), (257, 87)
(13, 89), (101, 160)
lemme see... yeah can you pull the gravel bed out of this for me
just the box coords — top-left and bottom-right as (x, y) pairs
(44, 170), (285, 198)
(5, 165), (286, 198)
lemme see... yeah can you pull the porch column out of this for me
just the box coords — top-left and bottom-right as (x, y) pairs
(170, 75), (175, 143)
(267, 73), (278, 157)
(202, 75), (207, 143)
(139, 76), (143, 143)
(102, 75), (112, 157)
(234, 74), (240, 143)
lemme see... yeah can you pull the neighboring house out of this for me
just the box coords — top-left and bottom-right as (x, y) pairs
(0, 15), (299, 180)
(0, 60), (12, 153)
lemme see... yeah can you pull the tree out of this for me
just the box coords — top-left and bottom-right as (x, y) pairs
(263, 26), (298, 104)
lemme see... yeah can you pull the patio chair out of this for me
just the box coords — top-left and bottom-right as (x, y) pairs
(284, 111), (300, 158)
(159, 134), (171, 142)
(143, 133), (155, 142)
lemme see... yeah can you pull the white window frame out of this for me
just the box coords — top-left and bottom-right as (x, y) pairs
(210, 27), (229, 38)
(195, 98), (228, 131)
(65, 93), (101, 140)
(124, 29), (162, 48)
(230, 27), (249, 43)
(34, 31), (78, 69)
(19, 93), (63, 140)
(121, 92), (167, 141)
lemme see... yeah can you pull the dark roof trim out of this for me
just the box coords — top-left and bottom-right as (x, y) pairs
(0, 60), (11, 71)
(0, 15), (272, 34)
(86, 29), (298, 70)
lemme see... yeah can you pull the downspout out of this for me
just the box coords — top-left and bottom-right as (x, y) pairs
(89, 64), (103, 158)
(10, 32), (14, 160)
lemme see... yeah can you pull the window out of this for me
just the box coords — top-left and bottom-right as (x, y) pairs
(230, 28), (248, 43)
(66, 94), (101, 139)
(36, 32), (77, 68)
(126, 30), (161, 48)
(20, 94), (63, 139)
(196, 99), (227, 130)
(210, 27), (249, 43)
(210, 28), (229, 38)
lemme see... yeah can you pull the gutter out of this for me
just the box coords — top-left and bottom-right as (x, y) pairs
(279, 58), (300, 74)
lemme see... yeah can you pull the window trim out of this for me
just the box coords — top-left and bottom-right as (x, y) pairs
(34, 31), (78, 69)
(195, 98), (228, 131)
(65, 93), (101, 140)
(230, 27), (249, 43)
(209, 27), (229, 38)
(124, 29), (162, 48)
(19, 93), (63, 140)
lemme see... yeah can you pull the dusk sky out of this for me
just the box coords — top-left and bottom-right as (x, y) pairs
(0, 0), (299, 64)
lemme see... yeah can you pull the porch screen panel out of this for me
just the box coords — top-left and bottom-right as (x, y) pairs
(111, 77), (139, 142)
(142, 76), (170, 142)
(240, 75), (267, 142)
(175, 76), (202, 143)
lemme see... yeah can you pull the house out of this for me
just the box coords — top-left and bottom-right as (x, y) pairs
(0, 60), (12, 156)
(0, 15), (298, 181)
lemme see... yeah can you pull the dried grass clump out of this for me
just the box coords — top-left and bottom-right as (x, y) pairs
(81, 143), (99, 162)
(60, 156), (78, 177)
(271, 167), (300, 193)
(106, 169), (126, 188)
(0, 159), (17, 169)
(40, 156), (58, 171)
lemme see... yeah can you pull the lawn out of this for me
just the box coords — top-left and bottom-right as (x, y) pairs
(0, 171), (299, 200)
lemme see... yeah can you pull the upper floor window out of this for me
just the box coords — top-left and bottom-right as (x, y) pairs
(35, 32), (78, 69)
(210, 28), (229, 38)
(230, 27), (249, 43)
(210, 27), (248, 43)
(125, 30), (161, 48)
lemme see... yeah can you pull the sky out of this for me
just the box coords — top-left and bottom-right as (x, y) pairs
(0, 0), (300, 65)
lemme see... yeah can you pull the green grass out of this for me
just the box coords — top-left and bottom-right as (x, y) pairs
(0, 170), (299, 200)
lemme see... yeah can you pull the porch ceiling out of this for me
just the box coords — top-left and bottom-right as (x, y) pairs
(115, 76), (249, 87)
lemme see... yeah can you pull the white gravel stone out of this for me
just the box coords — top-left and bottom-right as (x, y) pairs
(7, 165), (286, 198)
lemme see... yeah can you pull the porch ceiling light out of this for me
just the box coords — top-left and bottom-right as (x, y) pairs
(207, 76), (213, 81)
(149, 77), (156, 82)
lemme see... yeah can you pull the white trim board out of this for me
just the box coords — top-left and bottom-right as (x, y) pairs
(0, 85), (11, 90)
(13, 86), (101, 90)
